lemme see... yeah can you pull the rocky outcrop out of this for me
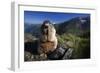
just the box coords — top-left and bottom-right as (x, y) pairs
(47, 47), (73, 60)
(24, 41), (73, 61)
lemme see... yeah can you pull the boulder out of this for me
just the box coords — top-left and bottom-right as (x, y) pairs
(62, 48), (73, 59)
(47, 47), (73, 60)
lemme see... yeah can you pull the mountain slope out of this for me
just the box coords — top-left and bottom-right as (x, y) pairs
(57, 16), (90, 35)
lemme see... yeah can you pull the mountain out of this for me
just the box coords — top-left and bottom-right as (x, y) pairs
(24, 23), (41, 37)
(57, 16), (90, 35)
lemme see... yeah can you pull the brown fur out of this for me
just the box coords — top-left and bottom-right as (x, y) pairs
(39, 42), (55, 54)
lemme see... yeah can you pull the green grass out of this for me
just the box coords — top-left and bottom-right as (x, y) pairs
(57, 33), (90, 59)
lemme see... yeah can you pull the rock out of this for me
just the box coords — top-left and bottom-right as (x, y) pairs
(25, 46), (73, 61)
(24, 51), (47, 61)
(47, 47), (65, 60)
(47, 47), (73, 60)
(62, 48), (73, 59)
(24, 51), (33, 61)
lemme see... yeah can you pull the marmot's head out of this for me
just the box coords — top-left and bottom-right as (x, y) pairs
(41, 20), (53, 35)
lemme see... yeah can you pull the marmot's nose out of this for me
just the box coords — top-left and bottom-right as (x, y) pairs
(44, 26), (48, 28)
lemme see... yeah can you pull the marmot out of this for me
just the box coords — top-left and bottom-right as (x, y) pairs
(38, 20), (58, 54)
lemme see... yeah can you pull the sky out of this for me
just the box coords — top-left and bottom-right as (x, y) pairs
(24, 11), (90, 24)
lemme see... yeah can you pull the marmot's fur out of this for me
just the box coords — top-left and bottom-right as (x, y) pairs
(38, 20), (58, 54)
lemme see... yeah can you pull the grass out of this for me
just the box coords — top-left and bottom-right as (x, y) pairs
(57, 33), (90, 59)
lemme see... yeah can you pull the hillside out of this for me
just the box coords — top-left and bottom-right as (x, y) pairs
(57, 16), (90, 35)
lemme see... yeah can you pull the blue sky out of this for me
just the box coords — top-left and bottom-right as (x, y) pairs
(24, 11), (90, 24)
